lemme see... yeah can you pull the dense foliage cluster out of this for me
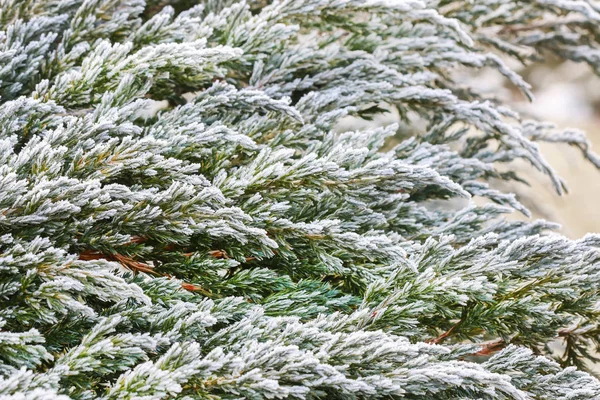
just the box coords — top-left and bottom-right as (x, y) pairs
(2, 0), (600, 398)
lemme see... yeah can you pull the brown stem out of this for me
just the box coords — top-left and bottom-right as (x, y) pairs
(180, 282), (213, 297)
(127, 235), (148, 244)
(558, 328), (577, 337)
(208, 249), (229, 259)
(427, 305), (470, 345)
(472, 339), (507, 356)
(208, 249), (257, 262)
(78, 249), (211, 296)
(427, 322), (462, 345)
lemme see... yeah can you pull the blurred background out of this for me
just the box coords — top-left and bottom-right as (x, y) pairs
(338, 61), (600, 238)
(494, 60), (600, 239)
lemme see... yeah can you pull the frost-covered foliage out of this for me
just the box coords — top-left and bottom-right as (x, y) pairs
(2, 0), (600, 398)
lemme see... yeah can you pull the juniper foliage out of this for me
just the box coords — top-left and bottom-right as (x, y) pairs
(2, 0), (600, 398)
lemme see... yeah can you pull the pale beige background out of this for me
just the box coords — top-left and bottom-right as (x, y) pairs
(513, 62), (600, 238)
(338, 63), (600, 237)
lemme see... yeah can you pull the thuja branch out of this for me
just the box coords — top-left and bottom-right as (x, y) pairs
(2, 0), (600, 398)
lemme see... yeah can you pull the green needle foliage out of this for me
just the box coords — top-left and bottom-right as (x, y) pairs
(2, 0), (600, 398)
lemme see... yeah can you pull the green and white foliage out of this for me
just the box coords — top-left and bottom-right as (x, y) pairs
(2, 0), (600, 398)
